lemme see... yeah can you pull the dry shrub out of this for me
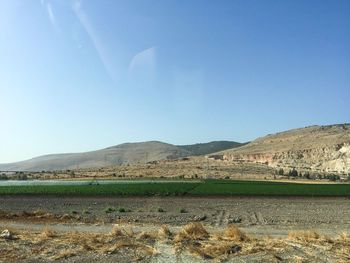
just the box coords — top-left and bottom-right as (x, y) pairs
(289, 230), (333, 244)
(222, 225), (247, 241)
(31, 246), (43, 255)
(293, 255), (310, 263)
(289, 230), (321, 241)
(188, 242), (241, 259)
(137, 230), (158, 240)
(0, 209), (14, 219)
(60, 214), (73, 220)
(336, 233), (350, 240)
(79, 232), (110, 250)
(119, 226), (135, 238)
(110, 226), (126, 237)
(20, 210), (55, 220)
(51, 250), (75, 260)
(0, 209), (81, 224)
(41, 225), (58, 239)
(330, 234), (350, 260)
(319, 234), (333, 243)
(271, 253), (283, 261)
(188, 246), (211, 259)
(0, 246), (27, 261)
(174, 222), (209, 242)
(160, 225), (171, 237)
(109, 240), (157, 257)
(31, 246), (55, 256)
(32, 210), (47, 217)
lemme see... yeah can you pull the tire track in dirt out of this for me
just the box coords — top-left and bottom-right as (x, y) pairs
(249, 212), (267, 225)
(213, 210), (231, 227)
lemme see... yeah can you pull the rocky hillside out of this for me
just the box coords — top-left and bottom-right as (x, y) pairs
(0, 141), (243, 172)
(0, 141), (191, 171)
(218, 124), (350, 174)
(177, 141), (246, 156)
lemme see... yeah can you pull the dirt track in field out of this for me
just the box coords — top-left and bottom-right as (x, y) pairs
(1, 195), (350, 234)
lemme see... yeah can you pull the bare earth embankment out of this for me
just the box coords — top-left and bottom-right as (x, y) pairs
(1, 195), (350, 262)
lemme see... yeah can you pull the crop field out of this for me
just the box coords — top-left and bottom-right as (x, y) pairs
(0, 179), (349, 196)
(0, 182), (199, 195)
(190, 180), (350, 196)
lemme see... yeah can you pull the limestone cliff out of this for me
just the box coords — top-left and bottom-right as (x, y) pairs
(219, 124), (350, 174)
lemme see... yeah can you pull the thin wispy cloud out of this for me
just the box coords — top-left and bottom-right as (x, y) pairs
(129, 47), (156, 74)
(73, 0), (116, 82)
(47, 3), (55, 26)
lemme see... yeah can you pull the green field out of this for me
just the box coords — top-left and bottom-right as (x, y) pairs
(0, 180), (349, 196)
(190, 180), (350, 196)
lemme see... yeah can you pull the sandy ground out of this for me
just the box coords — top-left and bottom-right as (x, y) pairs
(1, 195), (350, 262)
(1, 195), (350, 234)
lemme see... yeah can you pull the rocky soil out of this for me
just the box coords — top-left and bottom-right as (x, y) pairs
(220, 124), (350, 174)
(1, 195), (350, 262)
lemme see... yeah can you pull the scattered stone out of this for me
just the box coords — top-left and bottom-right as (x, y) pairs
(194, 215), (206, 221)
(228, 217), (242, 223)
(228, 245), (241, 254)
(0, 229), (12, 239)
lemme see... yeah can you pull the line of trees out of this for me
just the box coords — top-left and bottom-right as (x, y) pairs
(277, 168), (343, 181)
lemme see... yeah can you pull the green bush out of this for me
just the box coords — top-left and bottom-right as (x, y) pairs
(178, 208), (186, 213)
(105, 206), (115, 213)
(118, 206), (126, 212)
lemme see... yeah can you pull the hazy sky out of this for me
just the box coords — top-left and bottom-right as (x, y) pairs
(0, 0), (349, 163)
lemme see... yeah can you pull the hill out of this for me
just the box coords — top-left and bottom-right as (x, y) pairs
(177, 141), (246, 156)
(218, 124), (350, 174)
(0, 140), (243, 172)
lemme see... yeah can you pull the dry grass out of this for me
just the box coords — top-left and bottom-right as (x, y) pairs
(286, 230), (350, 262)
(109, 225), (127, 237)
(1, 223), (350, 262)
(51, 249), (76, 260)
(292, 255), (310, 263)
(0, 224), (160, 261)
(102, 240), (158, 259)
(137, 230), (159, 240)
(41, 225), (58, 239)
(185, 225), (290, 260)
(28, 154), (277, 181)
(174, 222), (209, 242)
(336, 232), (350, 240)
(188, 242), (241, 259)
(288, 230), (332, 243)
(0, 209), (83, 224)
(0, 246), (27, 261)
(176, 223), (245, 260)
(159, 225), (172, 239)
(221, 225), (248, 241)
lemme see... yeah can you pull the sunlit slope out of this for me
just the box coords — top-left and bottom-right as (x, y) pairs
(219, 124), (350, 174)
(0, 141), (191, 171)
(0, 141), (243, 172)
(178, 141), (246, 156)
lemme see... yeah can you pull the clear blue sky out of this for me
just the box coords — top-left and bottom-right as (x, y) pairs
(1, 0), (349, 163)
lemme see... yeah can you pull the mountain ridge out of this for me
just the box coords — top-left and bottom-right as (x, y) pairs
(0, 140), (243, 171)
